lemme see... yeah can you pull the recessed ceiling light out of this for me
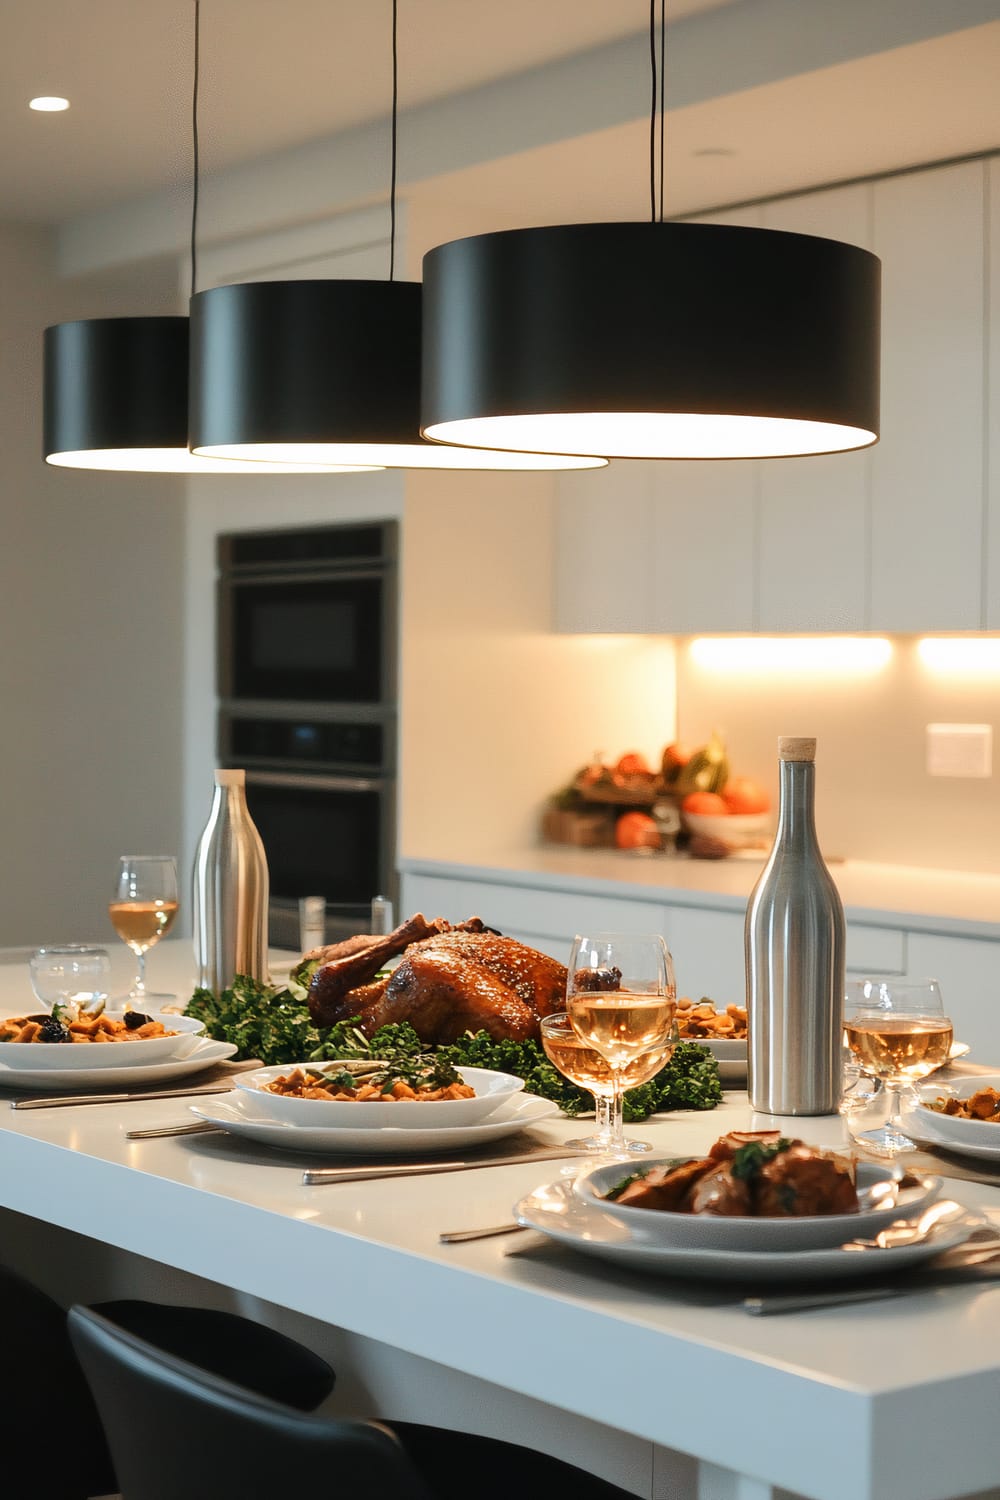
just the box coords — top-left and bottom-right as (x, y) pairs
(30, 96), (69, 112)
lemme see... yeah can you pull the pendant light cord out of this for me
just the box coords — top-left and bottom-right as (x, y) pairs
(389, 0), (398, 281)
(659, 0), (665, 222)
(648, 0), (666, 224)
(191, 0), (201, 296)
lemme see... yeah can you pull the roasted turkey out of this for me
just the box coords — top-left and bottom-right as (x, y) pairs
(306, 913), (568, 1043)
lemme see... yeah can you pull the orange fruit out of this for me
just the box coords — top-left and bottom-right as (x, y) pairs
(615, 751), (651, 776)
(721, 777), (770, 815)
(661, 742), (690, 771)
(614, 811), (661, 850)
(681, 791), (729, 815)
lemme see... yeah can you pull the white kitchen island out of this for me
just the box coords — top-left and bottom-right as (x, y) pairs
(2, 944), (1000, 1500)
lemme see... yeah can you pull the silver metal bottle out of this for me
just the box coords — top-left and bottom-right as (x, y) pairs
(192, 769), (270, 994)
(746, 737), (844, 1115)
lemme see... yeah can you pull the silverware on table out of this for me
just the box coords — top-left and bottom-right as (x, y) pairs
(744, 1286), (906, 1316)
(302, 1146), (585, 1187)
(10, 1083), (240, 1110)
(440, 1221), (526, 1244)
(126, 1121), (223, 1140)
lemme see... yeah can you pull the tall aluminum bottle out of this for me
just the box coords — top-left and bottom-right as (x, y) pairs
(192, 769), (270, 994)
(746, 737), (844, 1115)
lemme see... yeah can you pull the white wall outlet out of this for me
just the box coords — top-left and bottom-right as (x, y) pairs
(926, 723), (993, 778)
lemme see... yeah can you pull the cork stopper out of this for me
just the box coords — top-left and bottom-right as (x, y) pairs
(778, 737), (816, 762)
(214, 768), (246, 787)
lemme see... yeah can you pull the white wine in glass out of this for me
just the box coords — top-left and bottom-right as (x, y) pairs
(540, 1013), (673, 1152)
(109, 855), (179, 1005)
(843, 977), (951, 1157)
(565, 932), (676, 1156)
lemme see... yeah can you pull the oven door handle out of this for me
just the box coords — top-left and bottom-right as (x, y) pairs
(243, 770), (386, 794)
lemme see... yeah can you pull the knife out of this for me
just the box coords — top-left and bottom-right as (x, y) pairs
(10, 1082), (241, 1110)
(743, 1286), (906, 1315)
(302, 1146), (586, 1186)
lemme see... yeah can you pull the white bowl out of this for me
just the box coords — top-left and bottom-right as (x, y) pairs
(0, 1010), (205, 1069)
(235, 1063), (525, 1128)
(681, 810), (770, 844)
(913, 1073), (1000, 1151)
(572, 1156), (941, 1252)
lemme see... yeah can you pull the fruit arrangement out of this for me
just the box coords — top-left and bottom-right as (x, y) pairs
(543, 733), (771, 858)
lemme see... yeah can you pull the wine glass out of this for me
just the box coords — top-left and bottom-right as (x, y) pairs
(839, 978), (885, 1114)
(540, 1012), (674, 1153)
(108, 856), (179, 1006)
(28, 945), (112, 1014)
(842, 977), (952, 1157)
(564, 932), (676, 1157)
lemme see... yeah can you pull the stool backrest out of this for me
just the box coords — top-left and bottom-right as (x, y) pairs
(68, 1304), (434, 1500)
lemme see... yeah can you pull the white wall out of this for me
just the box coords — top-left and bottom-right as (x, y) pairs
(398, 467), (677, 858)
(0, 226), (186, 945)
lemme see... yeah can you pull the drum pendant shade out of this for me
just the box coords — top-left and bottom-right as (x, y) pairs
(43, 316), (358, 473)
(420, 222), (881, 460)
(189, 278), (605, 471)
(45, 317), (187, 471)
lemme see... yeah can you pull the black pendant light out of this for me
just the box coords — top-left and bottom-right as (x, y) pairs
(189, 1), (605, 473)
(420, 2), (880, 462)
(43, 3), (366, 475)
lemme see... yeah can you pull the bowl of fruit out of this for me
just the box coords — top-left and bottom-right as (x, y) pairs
(681, 779), (771, 852)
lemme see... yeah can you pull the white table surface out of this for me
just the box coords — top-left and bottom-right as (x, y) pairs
(2, 941), (1000, 1500)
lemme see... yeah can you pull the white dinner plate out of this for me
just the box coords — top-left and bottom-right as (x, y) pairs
(235, 1063), (524, 1128)
(903, 1075), (1000, 1161)
(573, 1157), (942, 1251)
(190, 1090), (559, 1155)
(0, 1036), (237, 1092)
(0, 1011), (205, 1070)
(514, 1179), (972, 1283)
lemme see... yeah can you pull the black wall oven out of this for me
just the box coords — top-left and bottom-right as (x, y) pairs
(217, 523), (398, 948)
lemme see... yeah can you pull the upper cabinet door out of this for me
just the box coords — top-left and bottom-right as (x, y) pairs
(647, 205), (762, 635)
(870, 161), (986, 631)
(552, 461), (655, 633)
(756, 186), (874, 631)
(988, 158), (1000, 630)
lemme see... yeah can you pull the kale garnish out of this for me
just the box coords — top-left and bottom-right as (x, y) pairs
(184, 979), (723, 1119)
(730, 1138), (792, 1182)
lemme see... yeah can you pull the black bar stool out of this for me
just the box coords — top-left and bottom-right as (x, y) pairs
(69, 1302), (637, 1500)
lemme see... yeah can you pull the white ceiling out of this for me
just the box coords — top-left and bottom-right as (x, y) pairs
(0, 0), (727, 224)
(2, 0), (999, 240)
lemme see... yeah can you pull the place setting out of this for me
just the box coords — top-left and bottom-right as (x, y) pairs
(437, 954), (1000, 1307)
(0, 874), (245, 1102)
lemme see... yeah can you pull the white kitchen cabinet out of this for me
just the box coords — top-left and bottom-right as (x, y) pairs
(663, 905), (746, 1005)
(552, 158), (993, 636)
(552, 462), (655, 633)
(988, 157), (1000, 629)
(870, 160), (986, 631)
(906, 930), (1000, 1060)
(756, 185), (874, 631)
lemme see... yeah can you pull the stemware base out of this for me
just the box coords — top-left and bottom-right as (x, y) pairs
(564, 1135), (654, 1158)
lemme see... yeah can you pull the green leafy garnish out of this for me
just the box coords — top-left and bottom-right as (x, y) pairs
(730, 1138), (792, 1182)
(185, 977), (723, 1120)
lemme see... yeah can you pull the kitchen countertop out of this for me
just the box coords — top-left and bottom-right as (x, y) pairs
(2, 942), (1000, 1500)
(400, 849), (1000, 940)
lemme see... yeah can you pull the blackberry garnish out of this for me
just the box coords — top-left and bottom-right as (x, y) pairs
(39, 1018), (72, 1044)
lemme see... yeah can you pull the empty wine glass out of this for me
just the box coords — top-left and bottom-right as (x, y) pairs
(843, 977), (952, 1157)
(28, 945), (112, 1013)
(108, 856), (179, 1005)
(565, 933), (676, 1156)
(540, 1012), (674, 1153)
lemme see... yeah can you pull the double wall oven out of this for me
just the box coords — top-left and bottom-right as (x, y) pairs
(217, 521), (398, 949)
